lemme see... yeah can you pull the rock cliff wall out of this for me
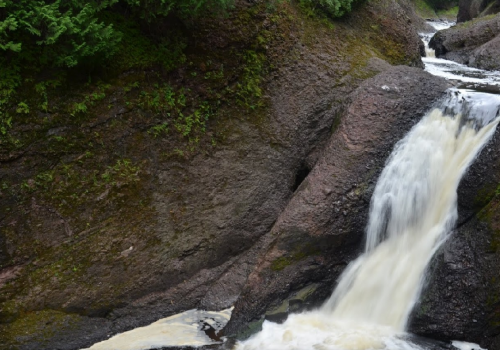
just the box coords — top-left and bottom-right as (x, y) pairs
(0, 1), (443, 349)
(225, 65), (449, 339)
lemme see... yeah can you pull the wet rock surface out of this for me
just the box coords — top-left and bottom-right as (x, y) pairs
(430, 13), (500, 70)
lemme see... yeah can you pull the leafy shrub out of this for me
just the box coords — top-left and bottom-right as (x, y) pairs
(421, 0), (458, 11)
(0, 0), (121, 67)
(0, 0), (233, 69)
(122, 0), (234, 21)
(300, 0), (358, 18)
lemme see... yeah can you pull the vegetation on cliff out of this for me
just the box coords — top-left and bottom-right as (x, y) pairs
(423, 0), (457, 10)
(0, 0), (367, 145)
(412, 0), (458, 19)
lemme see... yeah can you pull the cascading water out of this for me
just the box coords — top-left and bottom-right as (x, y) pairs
(324, 90), (500, 330)
(420, 21), (452, 57)
(236, 89), (500, 350)
(421, 22), (500, 87)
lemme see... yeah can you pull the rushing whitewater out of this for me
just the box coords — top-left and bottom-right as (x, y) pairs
(236, 91), (500, 350)
(236, 24), (500, 350)
(420, 21), (453, 58)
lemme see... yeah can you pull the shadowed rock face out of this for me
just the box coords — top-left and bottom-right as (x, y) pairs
(458, 0), (500, 22)
(224, 65), (449, 339)
(458, 0), (490, 22)
(430, 13), (500, 70)
(469, 34), (500, 70)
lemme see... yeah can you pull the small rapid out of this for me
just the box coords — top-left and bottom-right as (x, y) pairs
(421, 22), (500, 88)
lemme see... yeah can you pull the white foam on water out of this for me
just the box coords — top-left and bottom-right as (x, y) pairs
(80, 308), (233, 350)
(420, 21), (500, 86)
(428, 21), (455, 31)
(423, 57), (500, 85)
(236, 312), (422, 350)
(452, 341), (487, 350)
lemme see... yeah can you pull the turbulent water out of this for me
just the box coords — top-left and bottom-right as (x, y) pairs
(421, 22), (500, 88)
(82, 21), (500, 350)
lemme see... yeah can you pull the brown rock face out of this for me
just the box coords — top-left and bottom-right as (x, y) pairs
(0, 0), (434, 349)
(470, 34), (500, 70)
(458, 0), (490, 22)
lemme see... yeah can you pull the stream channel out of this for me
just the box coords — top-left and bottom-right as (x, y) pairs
(82, 21), (500, 350)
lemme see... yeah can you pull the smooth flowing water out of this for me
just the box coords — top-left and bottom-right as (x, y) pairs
(81, 22), (500, 350)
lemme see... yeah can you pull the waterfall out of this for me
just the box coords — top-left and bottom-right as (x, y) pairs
(420, 32), (436, 58)
(236, 90), (500, 350)
(421, 21), (454, 57)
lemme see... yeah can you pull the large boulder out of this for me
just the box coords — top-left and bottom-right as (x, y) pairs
(469, 34), (500, 70)
(224, 65), (449, 339)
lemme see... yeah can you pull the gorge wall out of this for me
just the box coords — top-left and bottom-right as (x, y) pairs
(0, 1), (432, 349)
(224, 65), (450, 340)
(5, 1), (500, 350)
(458, 0), (500, 22)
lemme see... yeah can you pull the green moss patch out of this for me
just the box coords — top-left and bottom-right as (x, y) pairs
(1, 310), (80, 347)
(436, 6), (458, 19)
(271, 243), (321, 271)
(414, 0), (438, 18)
